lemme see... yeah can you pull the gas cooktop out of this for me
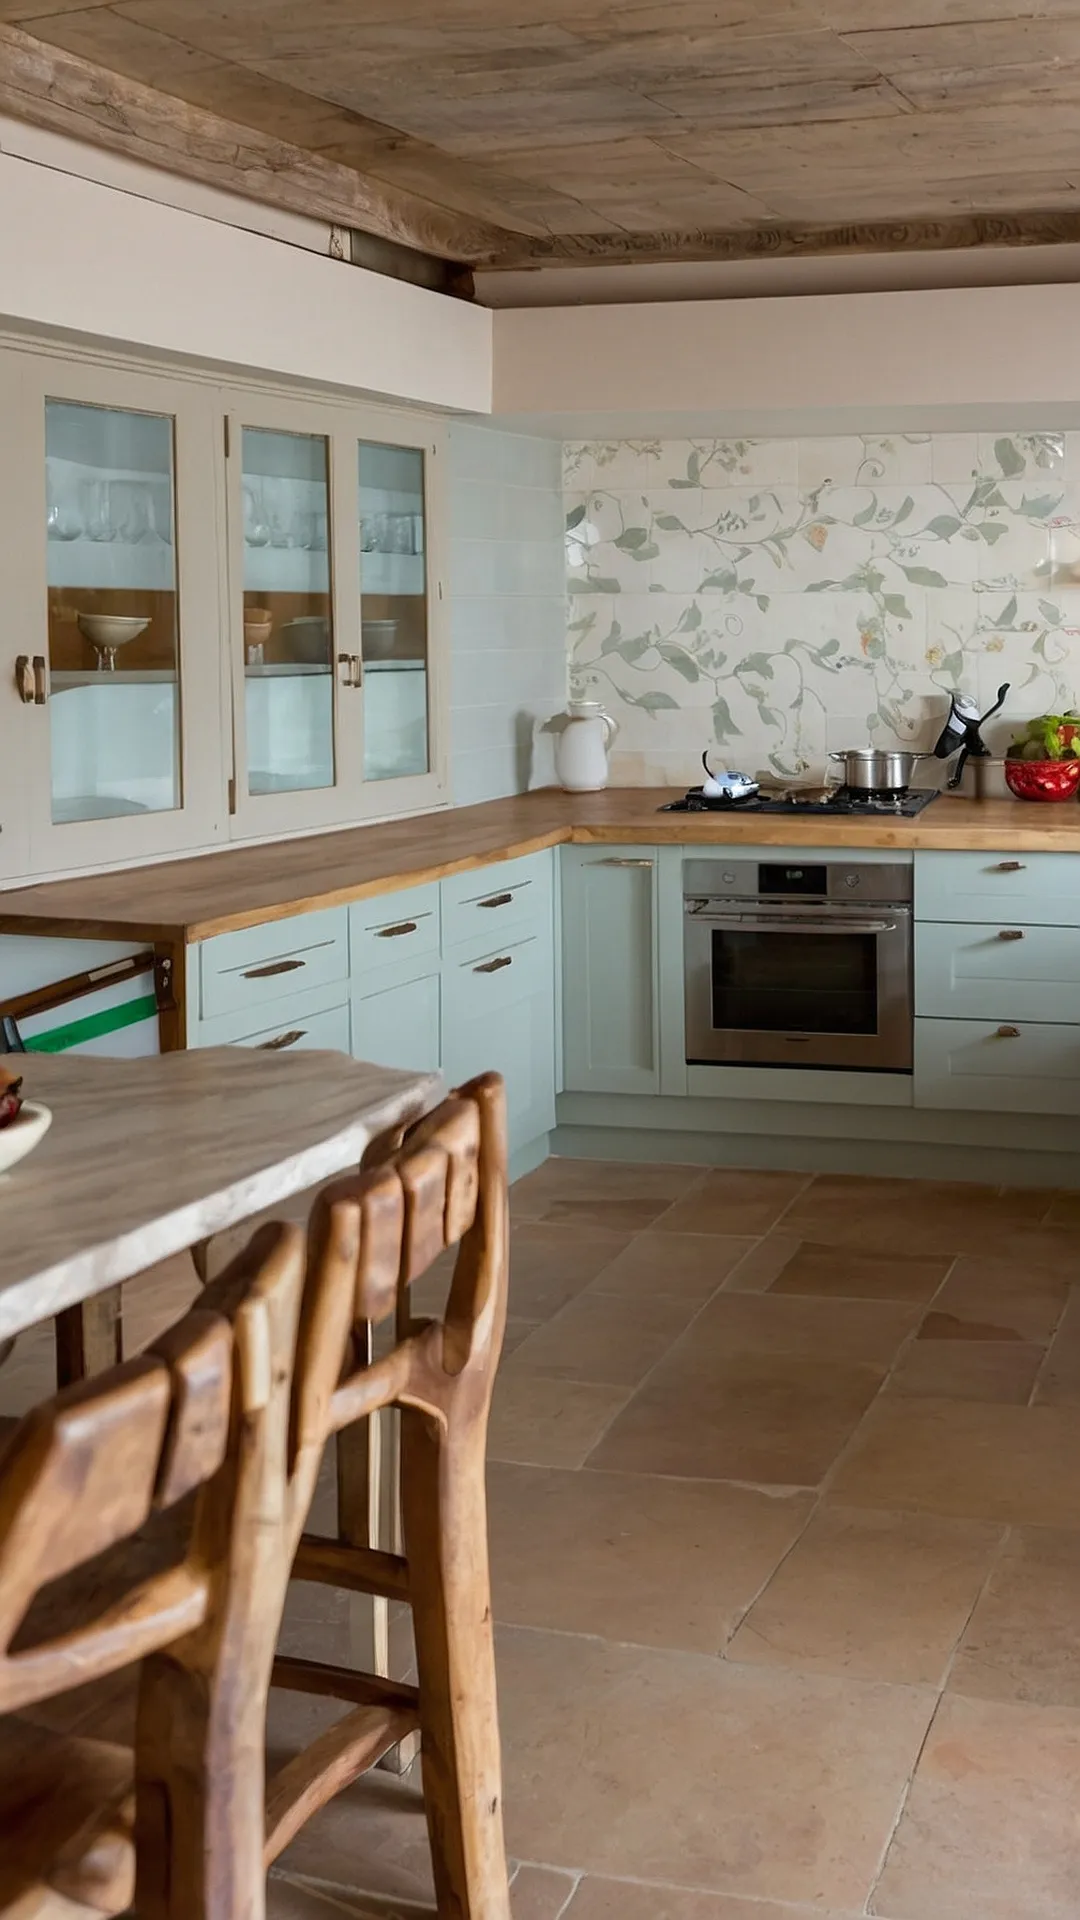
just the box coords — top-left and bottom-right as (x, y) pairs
(659, 786), (941, 818)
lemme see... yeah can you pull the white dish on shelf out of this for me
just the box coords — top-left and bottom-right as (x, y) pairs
(0, 1101), (52, 1174)
(76, 614), (151, 648)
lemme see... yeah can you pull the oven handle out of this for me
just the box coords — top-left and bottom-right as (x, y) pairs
(692, 913), (903, 935)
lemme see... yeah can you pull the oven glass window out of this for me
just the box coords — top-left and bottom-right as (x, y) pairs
(711, 928), (878, 1035)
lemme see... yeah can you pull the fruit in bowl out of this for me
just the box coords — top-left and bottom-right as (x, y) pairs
(1005, 713), (1080, 801)
(0, 1066), (22, 1129)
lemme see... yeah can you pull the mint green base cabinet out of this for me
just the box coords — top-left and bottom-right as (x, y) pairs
(351, 966), (441, 1076)
(442, 932), (555, 1157)
(915, 1015), (1080, 1113)
(561, 846), (659, 1095)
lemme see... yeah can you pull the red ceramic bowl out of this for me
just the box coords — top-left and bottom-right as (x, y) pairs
(1004, 758), (1080, 802)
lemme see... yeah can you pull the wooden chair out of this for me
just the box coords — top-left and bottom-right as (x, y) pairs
(0, 1204), (357, 1920)
(270, 1071), (512, 1920)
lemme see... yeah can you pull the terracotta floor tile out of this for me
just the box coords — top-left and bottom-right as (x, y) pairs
(783, 1176), (1055, 1260)
(584, 1232), (754, 1307)
(720, 1235), (803, 1294)
(1033, 1287), (1080, 1404)
(497, 1625), (934, 1906)
(588, 1350), (884, 1487)
(829, 1397), (1080, 1526)
(510, 1864), (579, 1918)
(684, 1291), (920, 1369)
(506, 1226), (636, 1322)
(564, 1884), (857, 1920)
(728, 1505), (1002, 1685)
(504, 1292), (699, 1388)
(488, 1462), (813, 1652)
(950, 1526), (1080, 1709)
(512, 1159), (702, 1229)
(769, 1241), (951, 1304)
(885, 1339), (1044, 1404)
(487, 1374), (631, 1469)
(873, 1692), (1080, 1920)
(917, 1256), (1068, 1345)
(650, 1169), (810, 1238)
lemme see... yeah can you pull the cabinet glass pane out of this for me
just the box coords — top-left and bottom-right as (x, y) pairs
(242, 427), (334, 796)
(45, 398), (180, 824)
(359, 441), (429, 781)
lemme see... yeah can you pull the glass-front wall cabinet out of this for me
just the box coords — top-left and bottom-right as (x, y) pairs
(0, 343), (446, 880)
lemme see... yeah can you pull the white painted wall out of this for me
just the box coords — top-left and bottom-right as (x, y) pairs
(494, 285), (1080, 432)
(448, 425), (566, 805)
(0, 145), (492, 415)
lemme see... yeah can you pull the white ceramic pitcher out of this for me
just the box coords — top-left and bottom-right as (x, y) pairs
(552, 700), (619, 791)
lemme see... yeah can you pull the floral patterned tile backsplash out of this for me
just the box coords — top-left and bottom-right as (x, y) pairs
(564, 432), (1080, 787)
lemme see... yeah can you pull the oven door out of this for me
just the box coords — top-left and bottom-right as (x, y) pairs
(684, 899), (913, 1071)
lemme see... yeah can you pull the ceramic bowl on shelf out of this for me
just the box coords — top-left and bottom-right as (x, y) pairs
(76, 612), (151, 671)
(1004, 758), (1080, 802)
(0, 1102), (52, 1175)
(361, 618), (398, 661)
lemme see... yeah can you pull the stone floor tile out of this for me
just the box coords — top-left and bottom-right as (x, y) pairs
(270, 1698), (434, 1905)
(768, 1241), (952, 1304)
(650, 1169), (811, 1238)
(917, 1255), (1069, 1345)
(885, 1339), (1044, 1404)
(1033, 1286), (1080, 1404)
(949, 1526), (1080, 1708)
(510, 1863), (580, 1918)
(497, 1625), (934, 1907)
(720, 1235), (803, 1294)
(488, 1461), (813, 1652)
(511, 1159), (702, 1231)
(564, 1883), (858, 1919)
(684, 1291), (920, 1368)
(488, 1374), (632, 1469)
(506, 1225), (637, 1322)
(269, 1879), (426, 1917)
(728, 1505), (1002, 1685)
(584, 1232), (754, 1306)
(590, 1350), (884, 1486)
(828, 1397), (1080, 1526)
(872, 1692), (1080, 1919)
(504, 1291), (700, 1388)
(782, 1177), (1056, 1261)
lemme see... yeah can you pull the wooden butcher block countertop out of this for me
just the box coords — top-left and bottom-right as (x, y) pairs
(3, 789), (1080, 944)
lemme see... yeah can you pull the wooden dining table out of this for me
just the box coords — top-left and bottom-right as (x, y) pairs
(0, 1047), (440, 1366)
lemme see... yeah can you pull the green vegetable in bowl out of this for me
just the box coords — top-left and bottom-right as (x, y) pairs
(1006, 712), (1080, 761)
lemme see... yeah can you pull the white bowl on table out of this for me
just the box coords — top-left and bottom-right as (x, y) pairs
(0, 1102), (52, 1174)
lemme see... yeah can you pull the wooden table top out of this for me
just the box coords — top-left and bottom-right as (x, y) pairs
(3, 789), (1080, 944)
(0, 1048), (439, 1343)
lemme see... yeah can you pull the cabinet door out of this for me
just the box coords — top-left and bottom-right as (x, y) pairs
(352, 970), (441, 1076)
(442, 936), (556, 1159)
(0, 350), (224, 875)
(355, 416), (448, 816)
(225, 393), (361, 839)
(915, 1016), (1080, 1113)
(561, 847), (659, 1095)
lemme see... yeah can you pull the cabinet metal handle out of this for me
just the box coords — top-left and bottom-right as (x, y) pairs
(995, 1025), (1021, 1038)
(258, 1028), (306, 1050)
(376, 921), (418, 938)
(478, 892), (514, 909)
(15, 656), (47, 705)
(474, 955), (513, 975)
(997, 929), (1025, 941)
(995, 861), (1026, 872)
(243, 958), (305, 980)
(596, 857), (654, 868)
(337, 652), (363, 688)
(33, 657), (48, 705)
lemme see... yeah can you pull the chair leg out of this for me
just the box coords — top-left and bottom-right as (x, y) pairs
(400, 1400), (511, 1920)
(337, 1403), (420, 1773)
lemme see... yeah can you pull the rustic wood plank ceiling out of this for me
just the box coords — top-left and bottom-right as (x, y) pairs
(4, 2), (1080, 271)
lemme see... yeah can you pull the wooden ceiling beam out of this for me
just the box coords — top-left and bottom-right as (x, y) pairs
(482, 208), (1080, 271)
(0, 23), (511, 264)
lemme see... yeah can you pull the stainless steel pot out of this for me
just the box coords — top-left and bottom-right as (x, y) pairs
(829, 748), (931, 793)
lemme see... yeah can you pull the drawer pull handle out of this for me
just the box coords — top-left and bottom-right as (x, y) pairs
(597, 857), (654, 868)
(258, 1029), (306, 1050)
(997, 929), (1025, 941)
(376, 921), (418, 938)
(995, 861), (1026, 872)
(474, 955), (513, 975)
(995, 1025), (1021, 1039)
(243, 958), (306, 980)
(478, 892), (514, 909)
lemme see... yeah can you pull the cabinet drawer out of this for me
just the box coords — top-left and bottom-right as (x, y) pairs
(229, 999), (351, 1055)
(441, 850), (552, 956)
(915, 1016), (1080, 1113)
(916, 851), (1080, 926)
(444, 933), (548, 1023)
(351, 970), (440, 1076)
(350, 884), (440, 977)
(199, 908), (348, 1021)
(442, 935), (555, 1153)
(917, 921), (1080, 1023)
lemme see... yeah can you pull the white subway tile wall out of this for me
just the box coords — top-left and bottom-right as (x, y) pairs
(564, 433), (1080, 788)
(448, 424), (566, 806)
